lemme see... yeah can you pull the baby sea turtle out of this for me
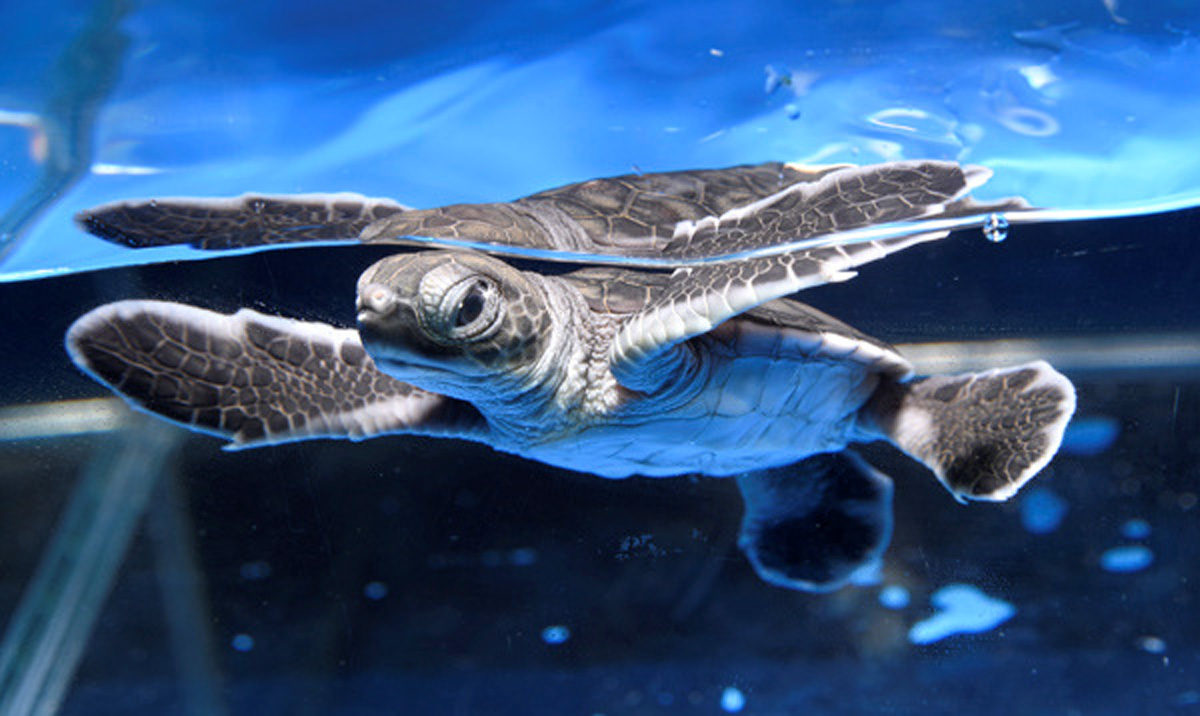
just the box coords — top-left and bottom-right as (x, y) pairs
(66, 161), (1076, 592)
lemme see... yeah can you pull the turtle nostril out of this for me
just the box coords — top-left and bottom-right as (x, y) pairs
(357, 284), (397, 316)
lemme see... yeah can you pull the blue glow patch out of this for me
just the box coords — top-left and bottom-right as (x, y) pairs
(848, 559), (883, 586)
(540, 625), (570, 645)
(231, 634), (255, 652)
(1060, 416), (1120, 456)
(363, 581), (388, 600)
(1121, 518), (1151, 540)
(509, 547), (539, 566)
(879, 585), (911, 610)
(1019, 486), (1068, 534)
(238, 560), (271, 580)
(720, 686), (746, 713)
(908, 584), (1016, 645)
(1100, 545), (1154, 573)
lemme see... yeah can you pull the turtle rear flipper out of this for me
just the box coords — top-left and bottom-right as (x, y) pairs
(861, 361), (1076, 502)
(65, 300), (483, 447)
(736, 452), (893, 592)
(77, 193), (406, 249)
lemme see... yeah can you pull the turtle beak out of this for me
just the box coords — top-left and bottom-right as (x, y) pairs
(356, 283), (398, 324)
(355, 285), (444, 372)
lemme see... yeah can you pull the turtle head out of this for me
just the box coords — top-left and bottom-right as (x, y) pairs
(355, 250), (552, 398)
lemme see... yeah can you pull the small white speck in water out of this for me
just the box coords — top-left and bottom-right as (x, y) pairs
(541, 625), (571, 645)
(720, 686), (746, 713)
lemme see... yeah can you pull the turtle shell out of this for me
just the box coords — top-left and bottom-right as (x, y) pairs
(77, 160), (1025, 266)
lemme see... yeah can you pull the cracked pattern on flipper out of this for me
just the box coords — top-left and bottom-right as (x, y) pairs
(920, 367), (1074, 498)
(661, 162), (1016, 258)
(80, 194), (405, 249)
(611, 228), (944, 368)
(67, 302), (464, 444)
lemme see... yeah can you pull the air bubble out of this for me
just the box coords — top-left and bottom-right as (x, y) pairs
(983, 213), (1009, 243)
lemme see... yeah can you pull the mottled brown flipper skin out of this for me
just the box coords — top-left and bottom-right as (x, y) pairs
(77, 193), (406, 249)
(861, 361), (1076, 502)
(66, 301), (482, 446)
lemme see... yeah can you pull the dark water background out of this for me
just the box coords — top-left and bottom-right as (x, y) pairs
(2, 1), (1200, 714)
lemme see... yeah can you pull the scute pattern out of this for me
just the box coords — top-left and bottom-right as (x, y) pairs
(520, 162), (841, 251)
(66, 300), (481, 445)
(74, 161), (1024, 266)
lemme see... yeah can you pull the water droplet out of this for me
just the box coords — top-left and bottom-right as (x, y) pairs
(983, 213), (1009, 243)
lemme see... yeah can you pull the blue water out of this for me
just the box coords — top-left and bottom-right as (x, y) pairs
(2, 2), (1200, 715)
(1, 0), (1199, 279)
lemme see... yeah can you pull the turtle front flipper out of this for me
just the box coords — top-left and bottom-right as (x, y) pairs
(736, 453), (893, 592)
(859, 361), (1076, 502)
(66, 300), (484, 447)
(610, 162), (1029, 380)
(77, 193), (407, 249)
(609, 229), (946, 388)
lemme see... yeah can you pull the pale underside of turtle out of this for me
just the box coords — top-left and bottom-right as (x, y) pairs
(67, 160), (1076, 592)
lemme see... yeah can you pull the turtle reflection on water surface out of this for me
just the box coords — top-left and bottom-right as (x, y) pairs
(66, 160), (1076, 592)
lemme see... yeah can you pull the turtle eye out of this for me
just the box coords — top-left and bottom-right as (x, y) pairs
(436, 277), (502, 342)
(454, 285), (486, 327)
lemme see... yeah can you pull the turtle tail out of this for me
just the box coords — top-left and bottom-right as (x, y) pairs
(858, 361), (1076, 502)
